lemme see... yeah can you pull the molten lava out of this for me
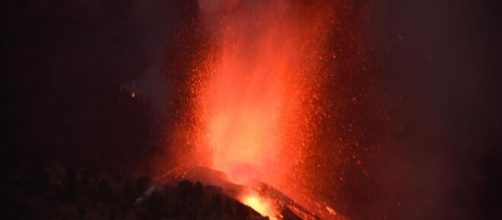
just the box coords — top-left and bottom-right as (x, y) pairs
(172, 0), (335, 218)
(240, 191), (277, 219)
(193, 0), (332, 185)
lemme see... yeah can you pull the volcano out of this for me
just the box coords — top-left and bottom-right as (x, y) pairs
(159, 167), (343, 220)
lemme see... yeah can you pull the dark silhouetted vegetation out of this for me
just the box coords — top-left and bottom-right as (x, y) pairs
(1, 157), (268, 220)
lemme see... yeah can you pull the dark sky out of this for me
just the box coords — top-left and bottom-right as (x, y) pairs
(367, 0), (502, 218)
(1, 0), (196, 174)
(1, 0), (501, 219)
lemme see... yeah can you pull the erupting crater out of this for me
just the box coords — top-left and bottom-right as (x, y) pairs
(167, 1), (341, 219)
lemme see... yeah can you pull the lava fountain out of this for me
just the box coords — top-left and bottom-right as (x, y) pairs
(175, 0), (334, 218)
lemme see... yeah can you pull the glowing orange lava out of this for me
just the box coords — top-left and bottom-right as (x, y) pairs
(239, 191), (278, 219)
(183, 0), (333, 215)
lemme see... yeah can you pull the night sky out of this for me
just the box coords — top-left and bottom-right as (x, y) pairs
(2, 0), (501, 219)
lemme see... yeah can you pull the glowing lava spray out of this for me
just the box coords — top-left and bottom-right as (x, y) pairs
(193, 0), (331, 193)
(179, 0), (333, 216)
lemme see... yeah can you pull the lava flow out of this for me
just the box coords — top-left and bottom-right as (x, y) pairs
(239, 190), (277, 219)
(171, 0), (335, 219)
